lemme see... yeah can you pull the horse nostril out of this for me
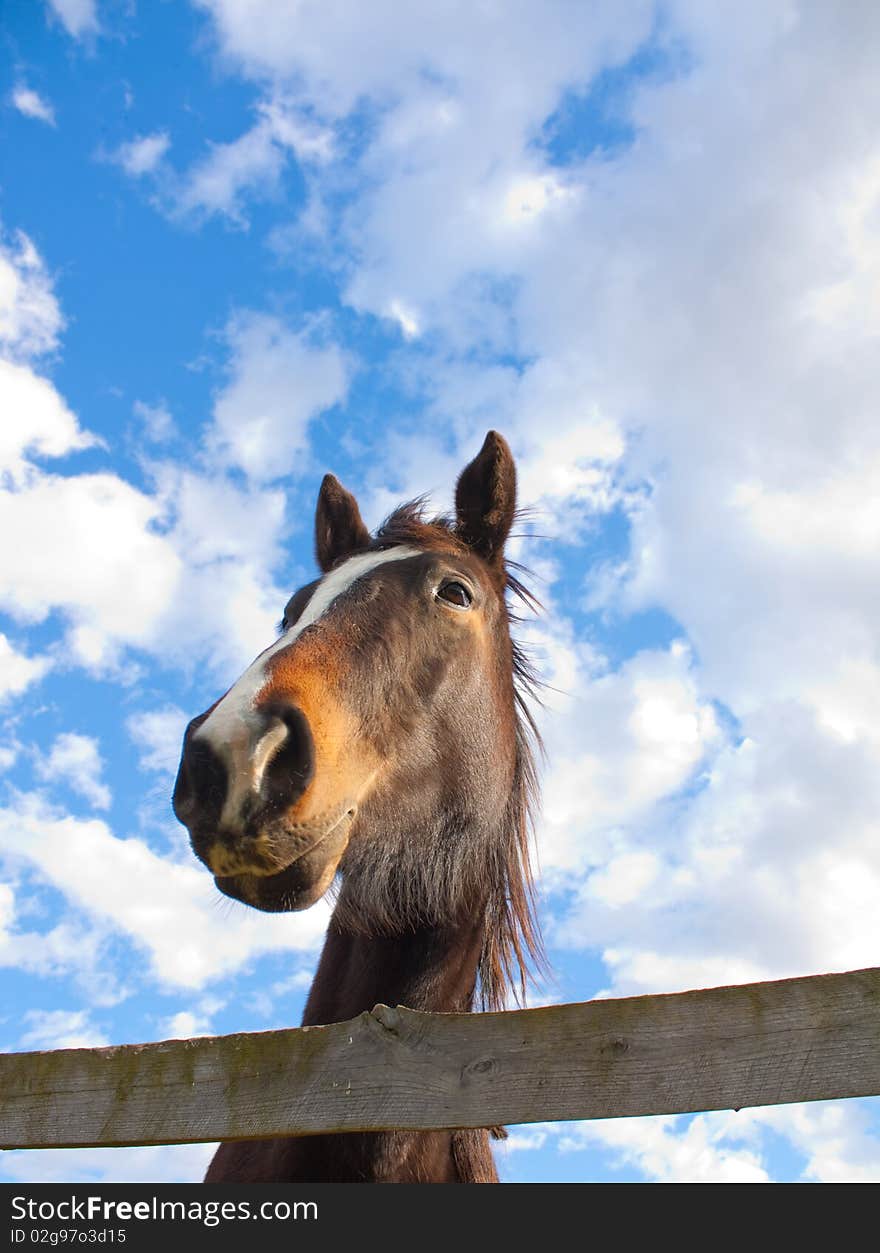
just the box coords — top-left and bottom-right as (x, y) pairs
(260, 705), (315, 811)
(173, 704), (315, 837)
(172, 734), (227, 829)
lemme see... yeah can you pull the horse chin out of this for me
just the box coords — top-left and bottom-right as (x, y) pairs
(214, 807), (356, 913)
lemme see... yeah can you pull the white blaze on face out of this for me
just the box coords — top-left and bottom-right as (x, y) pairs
(195, 546), (419, 830)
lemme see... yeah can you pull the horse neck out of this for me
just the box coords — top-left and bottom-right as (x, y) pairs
(300, 909), (487, 1027)
(205, 831), (504, 1181)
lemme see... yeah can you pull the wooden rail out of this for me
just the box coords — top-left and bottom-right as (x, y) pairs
(1, 967), (878, 1150)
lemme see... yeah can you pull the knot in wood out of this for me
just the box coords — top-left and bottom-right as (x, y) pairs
(462, 1056), (498, 1081)
(370, 1004), (402, 1034)
(601, 1036), (629, 1055)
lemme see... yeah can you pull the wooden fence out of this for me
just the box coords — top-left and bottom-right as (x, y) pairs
(1, 966), (878, 1150)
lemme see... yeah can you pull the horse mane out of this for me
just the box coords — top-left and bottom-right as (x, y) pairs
(361, 497), (547, 1012)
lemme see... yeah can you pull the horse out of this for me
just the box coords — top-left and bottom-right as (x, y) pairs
(172, 430), (544, 1182)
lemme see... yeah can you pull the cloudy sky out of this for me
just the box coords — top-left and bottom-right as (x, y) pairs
(1, 0), (879, 1183)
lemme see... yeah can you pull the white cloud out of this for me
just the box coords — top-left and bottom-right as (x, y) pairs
(0, 792), (330, 990)
(615, 455), (880, 713)
(0, 897), (124, 1007)
(0, 231), (295, 678)
(801, 154), (880, 335)
(126, 705), (189, 778)
(528, 631), (719, 878)
(0, 433), (293, 687)
(0, 229), (99, 497)
(244, 967), (313, 1019)
(559, 1112), (770, 1183)
(132, 398), (175, 442)
(387, 299), (420, 340)
(584, 851), (660, 909)
(510, 409), (626, 542)
(143, 461), (295, 675)
(37, 732), (112, 811)
(0, 470), (182, 669)
(195, 1), (650, 118)
(18, 1008), (109, 1050)
(0, 1142), (216, 1184)
(0, 360), (98, 486)
(171, 98), (332, 224)
(0, 880), (14, 936)
(11, 86), (56, 127)
(555, 698), (880, 996)
(153, 460), (287, 569)
(177, 122), (282, 222)
(0, 455), (294, 678)
(499, 1124), (555, 1154)
(184, 1), (648, 274)
(261, 97), (334, 164)
(501, 172), (575, 226)
(208, 311), (348, 482)
(0, 229), (64, 360)
(113, 131), (170, 177)
(504, 1101), (880, 1183)
(754, 1101), (880, 1184)
(0, 633), (51, 704)
(46, 0), (98, 40)
(0, 744), (19, 772)
(160, 1010), (213, 1039)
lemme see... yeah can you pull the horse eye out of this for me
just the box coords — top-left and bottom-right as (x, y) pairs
(435, 580), (473, 609)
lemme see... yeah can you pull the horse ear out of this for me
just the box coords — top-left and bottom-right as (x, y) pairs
(454, 430), (517, 569)
(315, 474), (372, 572)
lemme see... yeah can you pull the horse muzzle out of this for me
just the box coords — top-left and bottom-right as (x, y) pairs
(211, 804), (358, 912)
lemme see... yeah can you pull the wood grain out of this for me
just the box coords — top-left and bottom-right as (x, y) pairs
(2, 966), (878, 1149)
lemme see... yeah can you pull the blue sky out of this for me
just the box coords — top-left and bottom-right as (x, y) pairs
(1, 0), (879, 1183)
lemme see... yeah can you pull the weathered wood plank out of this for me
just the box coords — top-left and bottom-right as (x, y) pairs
(1, 967), (878, 1149)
